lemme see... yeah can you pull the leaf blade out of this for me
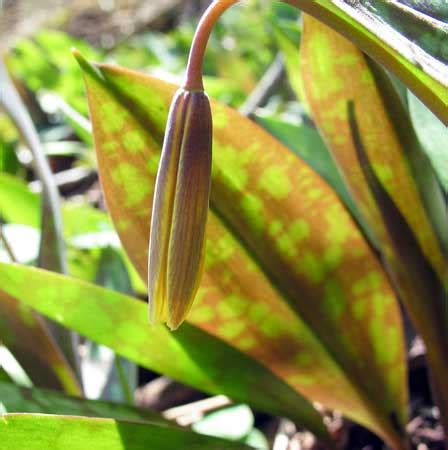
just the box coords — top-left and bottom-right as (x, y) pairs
(300, 14), (448, 436)
(0, 262), (330, 440)
(0, 292), (80, 395)
(284, 0), (448, 124)
(0, 414), (254, 450)
(77, 55), (407, 447)
(0, 380), (166, 424)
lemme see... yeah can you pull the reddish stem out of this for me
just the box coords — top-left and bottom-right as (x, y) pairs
(183, 0), (240, 90)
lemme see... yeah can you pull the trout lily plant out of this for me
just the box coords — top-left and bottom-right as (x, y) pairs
(0, 1), (447, 449)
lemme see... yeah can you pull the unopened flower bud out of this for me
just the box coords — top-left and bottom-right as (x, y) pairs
(148, 88), (212, 330)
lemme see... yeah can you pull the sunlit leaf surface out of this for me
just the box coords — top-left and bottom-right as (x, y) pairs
(0, 414), (254, 450)
(0, 263), (329, 439)
(0, 173), (112, 237)
(331, 0), (448, 85)
(285, 0), (448, 124)
(0, 177), (81, 395)
(254, 114), (371, 240)
(300, 15), (448, 438)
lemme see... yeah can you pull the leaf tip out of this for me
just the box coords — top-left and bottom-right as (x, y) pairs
(71, 49), (102, 82)
(71, 47), (85, 66)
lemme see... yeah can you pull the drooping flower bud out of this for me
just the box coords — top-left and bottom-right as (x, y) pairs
(148, 88), (212, 330)
(148, 0), (240, 330)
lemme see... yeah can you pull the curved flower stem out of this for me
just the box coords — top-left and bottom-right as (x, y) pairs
(183, 0), (241, 90)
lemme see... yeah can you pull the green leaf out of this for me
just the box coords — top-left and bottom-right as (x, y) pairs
(2, 52), (91, 377)
(0, 172), (112, 238)
(0, 290), (80, 395)
(0, 414), (254, 450)
(272, 24), (305, 103)
(95, 247), (137, 404)
(0, 140), (19, 175)
(244, 429), (269, 449)
(0, 263), (330, 441)
(9, 30), (100, 115)
(348, 1), (447, 65)
(96, 247), (133, 295)
(192, 405), (254, 441)
(44, 93), (93, 146)
(1, 60), (79, 389)
(0, 366), (14, 383)
(76, 54), (407, 448)
(408, 91), (448, 193)
(0, 173), (40, 228)
(0, 175), (80, 395)
(0, 59), (66, 274)
(0, 172), (145, 292)
(0, 114), (20, 175)
(0, 380), (166, 424)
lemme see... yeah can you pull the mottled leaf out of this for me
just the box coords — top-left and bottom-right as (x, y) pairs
(77, 55), (407, 448)
(254, 114), (374, 243)
(283, 0), (448, 124)
(0, 263), (330, 440)
(300, 16), (448, 438)
(0, 414), (253, 450)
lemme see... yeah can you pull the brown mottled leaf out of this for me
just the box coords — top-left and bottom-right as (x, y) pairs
(283, 0), (448, 124)
(300, 15), (448, 439)
(76, 53), (408, 448)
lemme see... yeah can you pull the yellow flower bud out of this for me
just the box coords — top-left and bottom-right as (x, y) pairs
(148, 88), (212, 330)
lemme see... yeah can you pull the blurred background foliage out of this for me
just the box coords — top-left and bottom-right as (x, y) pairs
(0, 1), (447, 448)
